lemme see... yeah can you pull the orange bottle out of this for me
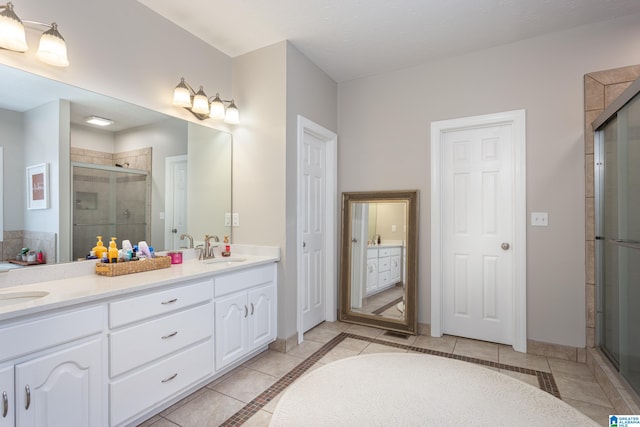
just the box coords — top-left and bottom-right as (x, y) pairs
(93, 236), (108, 260)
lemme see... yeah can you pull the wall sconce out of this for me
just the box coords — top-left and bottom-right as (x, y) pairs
(173, 77), (239, 124)
(0, 2), (69, 67)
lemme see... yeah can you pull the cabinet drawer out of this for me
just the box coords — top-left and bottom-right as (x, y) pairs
(367, 248), (378, 259)
(109, 280), (213, 328)
(378, 247), (401, 257)
(110, 339), (213, 427)
(378, 256), (391, 272)
(214, 264), (274, 297)
(0, 306), (103, 362)
(110, 303), (213, 377)
(378, 271), (391, 287)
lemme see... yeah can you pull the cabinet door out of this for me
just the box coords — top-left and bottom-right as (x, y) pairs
(0, 366), (13, 427)
(15, 338), (103, 427)
(366, 259), (378, 294)
(215, 292), (249, 370)
(390, 255), (401, 283)
(248, 283), (276, 350)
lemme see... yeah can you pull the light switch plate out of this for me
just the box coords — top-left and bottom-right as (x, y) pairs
(531, 212), (549, 227)
(232, 213), (240, 227)
(225, 213), (231, 226)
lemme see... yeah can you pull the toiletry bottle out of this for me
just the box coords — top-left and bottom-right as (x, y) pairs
(108, 237), (118, 263)
(93, 236), (107, 260)
(223, 235), (230, 257)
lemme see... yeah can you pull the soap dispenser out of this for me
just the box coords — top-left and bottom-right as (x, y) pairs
(108, 237), (119, 263)
(93, 236), (108, 260)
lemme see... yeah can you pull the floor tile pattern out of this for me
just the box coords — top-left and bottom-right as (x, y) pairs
(139, 322), (616, 426)
(220, 331), (560, 426)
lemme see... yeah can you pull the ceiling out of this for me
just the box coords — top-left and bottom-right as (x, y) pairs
(138, 0), (640, 83)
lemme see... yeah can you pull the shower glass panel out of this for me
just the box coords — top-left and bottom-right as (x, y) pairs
(595, 90), (640, 395)
(72, 164), (149, 261)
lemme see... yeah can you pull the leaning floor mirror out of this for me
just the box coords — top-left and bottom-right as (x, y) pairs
(339, 190), (419, 335)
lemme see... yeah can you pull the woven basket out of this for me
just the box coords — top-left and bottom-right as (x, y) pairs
(95, 256), (171, 277)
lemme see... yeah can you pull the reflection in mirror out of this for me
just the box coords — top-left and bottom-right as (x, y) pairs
(340, 190), (418, 335)
(0, 64), (232, 265)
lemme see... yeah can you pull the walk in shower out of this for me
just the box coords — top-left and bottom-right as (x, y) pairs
(594, 78), (640, 395)
(72, 163), (149, 260)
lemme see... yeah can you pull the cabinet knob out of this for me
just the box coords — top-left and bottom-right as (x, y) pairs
(2, 390), (8, 418)
(25, 384), (31, 410)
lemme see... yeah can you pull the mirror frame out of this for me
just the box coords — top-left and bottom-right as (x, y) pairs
(339, 190), (419, 335)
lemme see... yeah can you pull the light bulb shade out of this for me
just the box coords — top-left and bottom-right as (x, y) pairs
(224, 100), (239, 125)
(173, 78), (192, 108)
(209, 93), (226, 120)
(35, 23), (69, 67)
(0, 2), (27, 52)
(191, 86), (209, 115)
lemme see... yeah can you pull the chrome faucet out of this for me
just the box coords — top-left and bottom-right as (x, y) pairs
(203, 234), (220, 259)
(179, 233), (194, 248)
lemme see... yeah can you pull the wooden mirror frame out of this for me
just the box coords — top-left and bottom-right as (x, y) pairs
(339, 190), (419, 335)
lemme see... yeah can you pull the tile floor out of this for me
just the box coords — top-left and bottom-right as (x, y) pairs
(139, 321), (615, 426)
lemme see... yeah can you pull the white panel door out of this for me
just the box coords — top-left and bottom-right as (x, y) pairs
(248, 283), (276, 350)
(442, 124), (514, 344)
(301, 131), (327, 332)
(0, 365), (14, 427)
(165, 155), (188, 250)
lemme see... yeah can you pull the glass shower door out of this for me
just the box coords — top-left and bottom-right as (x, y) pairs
(72, 164), (148, 261)
(596, 90), (640, 395)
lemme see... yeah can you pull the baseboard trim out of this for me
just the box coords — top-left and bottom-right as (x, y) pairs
(587, 347), (640, 414)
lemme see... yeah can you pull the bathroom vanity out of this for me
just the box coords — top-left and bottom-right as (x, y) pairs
(0, 247), (279, 427)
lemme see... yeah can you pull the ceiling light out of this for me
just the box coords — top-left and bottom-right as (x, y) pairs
(172, 77), (239, 124)
(85, 116), (114, 127)
(0, 2), (69, 67)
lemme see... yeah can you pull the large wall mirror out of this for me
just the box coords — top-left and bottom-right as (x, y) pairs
(340, 190), (418, 335)
(0, 64), (232, 265)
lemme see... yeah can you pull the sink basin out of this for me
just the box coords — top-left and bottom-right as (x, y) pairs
(203, 257), (247, 265)
(0, 291), (49, 308)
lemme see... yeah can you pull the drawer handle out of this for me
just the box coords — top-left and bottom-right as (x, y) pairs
(161, 298), (178, 305)
(244, 305), (248, 318)
(161, 373), (178, 383)
(250, 303), (254, 315)
(2, 391), (7, 418)
(162, 331), (178, 339)
(25, 385), (31, 410)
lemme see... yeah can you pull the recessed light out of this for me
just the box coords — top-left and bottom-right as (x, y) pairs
(85, 116), (114, 126)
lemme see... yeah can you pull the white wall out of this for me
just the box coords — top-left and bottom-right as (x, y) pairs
(116, 119), (188, 248)
(232, 42), (338, 340)
(338, 14), (640, 347)
(0, 108), (25, 230)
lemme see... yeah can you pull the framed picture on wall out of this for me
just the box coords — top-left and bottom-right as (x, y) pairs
(26, 163), (49, 210)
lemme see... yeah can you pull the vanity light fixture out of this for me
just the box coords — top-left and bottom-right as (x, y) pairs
(0, 2), (69, 67)
(172, 77), (239, 124)
(85, 116), (114, 127)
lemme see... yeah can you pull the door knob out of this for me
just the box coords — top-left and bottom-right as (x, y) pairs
(171, 228), (177, 233)
(501, 242), (510, 250)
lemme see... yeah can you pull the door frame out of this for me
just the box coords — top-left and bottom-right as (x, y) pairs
(430, 109), (527, 352)
(296, 115), (338, 343)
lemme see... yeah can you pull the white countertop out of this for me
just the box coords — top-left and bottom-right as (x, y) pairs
(0, 245), (280, 322)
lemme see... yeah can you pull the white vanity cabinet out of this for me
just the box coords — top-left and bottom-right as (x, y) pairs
(0, 306), (105, 427)
(214, 264), (277, 370)
(366, 246), (403, 296)
(108, 279), (214, 427)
